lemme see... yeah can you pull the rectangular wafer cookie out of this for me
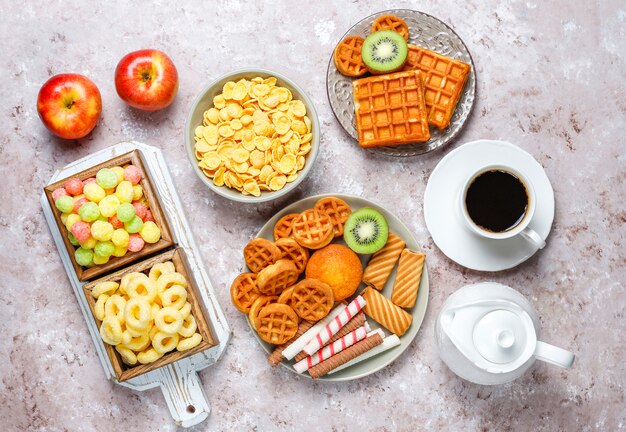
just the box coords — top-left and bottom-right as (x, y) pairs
(362, 287), (413, 336)
(362, 233), (406, 290)
(391, 249), (425, 309)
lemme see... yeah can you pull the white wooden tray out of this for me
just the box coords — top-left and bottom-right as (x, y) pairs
(40, 141), (231, 428)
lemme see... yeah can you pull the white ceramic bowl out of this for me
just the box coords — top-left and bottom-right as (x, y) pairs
(185, 69), (320, 203)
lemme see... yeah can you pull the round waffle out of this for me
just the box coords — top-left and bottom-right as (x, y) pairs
(314, 197), (352, 237)
(273, 213), (300, 241)
(248, 295), (278, 330)
(333, 36), (367, 77)
(275, 237), (309, 274)
(277, 286), (295, 306)
(256, 259), (299, 296)
(254, 303), (299, 345)
(291, 279), (334, 321)
(230, 272), (260, 313)
(290, 209), (335, 249)
(371, 14), (409, 41)
(244, 238), (281, 273)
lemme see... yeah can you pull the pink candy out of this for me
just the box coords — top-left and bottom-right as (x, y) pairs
(127, 234), (145, 252)
(124, 165), (142, 185)
(132, 201), (148, 220)
(52, 188), (68, 201)
(109, 215), (124, 229)
(73, 197), (88, 213)
(83, 177), (97, 186)
(64, 178), (83, 196)
(70, 221), (91, 243)
(144, 210), (154, 222)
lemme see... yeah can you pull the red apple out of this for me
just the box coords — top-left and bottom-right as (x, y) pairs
(37, 74), (102, 139)
(115, 49), (178, 111)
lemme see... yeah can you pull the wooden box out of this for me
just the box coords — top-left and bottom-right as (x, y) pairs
(83, 248), (217, 382)
(43, 150), (174, 281)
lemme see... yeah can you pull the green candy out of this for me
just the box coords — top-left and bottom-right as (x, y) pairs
(75, 247), (94, 267)
(96, 168), (119, 189)
(124, 215), (144, 233)
(55, 195), (74, 213)
(117, 202), (136, 222)
(78, 202), (101, 222)
(94, 240), (115, 258)
(68, 232), (80, 246)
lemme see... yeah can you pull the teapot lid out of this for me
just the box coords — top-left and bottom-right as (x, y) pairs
(441, 299), (537, 374)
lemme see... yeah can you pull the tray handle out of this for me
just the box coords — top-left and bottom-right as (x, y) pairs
(159, 368), (210, 428)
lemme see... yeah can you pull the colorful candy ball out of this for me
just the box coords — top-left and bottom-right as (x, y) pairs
(112, 245), (128, 257)
(132, 184), (144, 201)
(132, 201), (148, 220)
(94, 240), (115, 258)
(80, 236), (97, 249)
(96, 168), (119, 190)
(124, 215), (144, 234)
(83, 177), (97, 186)
(111, 166), (125, 184)
(55, 195), (74, 213)
(116, 202), (136, 222)
(52, 188), (68, 201)
(144, 210), (154, 222)
(93, 254), (110, 265)
(65, 214), (81, 232)
(84, 182), (106, 203)
(64, 178), (84, 196)
(99, 195), (121, 218)
(73, 197), (88, 213)
(70, 221), (92, 243)
(124, 165), (142, 185)
(139, 221), (161, 244)
(79, 202), (101, 222)
(111, 228), (130, 248)
(109, 215), (124, 229)
(115, 181), (134, 203)
(75, 247), (94, 266)
(68, 232), (80, 246)
(91, 220), (114, 241)
(127, 234), (145, 252)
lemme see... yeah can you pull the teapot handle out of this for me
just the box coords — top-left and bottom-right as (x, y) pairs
(534, 341), (575, 368)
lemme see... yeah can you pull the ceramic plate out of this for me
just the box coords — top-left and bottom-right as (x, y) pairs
(247, 193), (429, 381)
(326, 9), (476, 157)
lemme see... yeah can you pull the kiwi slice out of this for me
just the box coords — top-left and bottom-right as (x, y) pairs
(343, 208), (389, 254)
(361, 30), (408, 74)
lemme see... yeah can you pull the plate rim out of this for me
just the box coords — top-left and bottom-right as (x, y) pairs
(245, 193), (429, 381)
(326, 8), (477, 157)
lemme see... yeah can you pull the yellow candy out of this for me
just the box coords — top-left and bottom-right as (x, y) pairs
(152, 332), (179, 354)
(100, 317), (123, 345)
(115, 181), (134, 203)
(83, 182), (106, 203)
(137, 347), (163, 364)
(177, 333), (203, 351)
(115, 345), (138, 365)
(91, 220), (114, 241)
(61, 213), (69, 225)
(92, 281), (119, 298)
(94, 294), (110, 321)
(65, 213), (81, 232)
(140, 221), (161, 244)
(98, 195), (120, 218)
(132, 184), (144, 201)
(111, 245), (127, 257)
(111, 166), (125, 185)
(93, 254), (110, 265)
(80, 236), (97, 249)
(111, 228), (130, 248)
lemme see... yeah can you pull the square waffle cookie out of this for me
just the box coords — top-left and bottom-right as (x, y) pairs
(352, 70), (430, 148)
(402, 44), (471, 130)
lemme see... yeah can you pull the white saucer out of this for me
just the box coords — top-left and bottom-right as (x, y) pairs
(424, 140), (555, 271)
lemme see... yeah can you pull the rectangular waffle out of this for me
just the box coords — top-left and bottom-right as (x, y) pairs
(352, 70), (430, 148)
(402, 44), (471, 129)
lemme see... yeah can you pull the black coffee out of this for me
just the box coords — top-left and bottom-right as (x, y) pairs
(465, 170), (528, 232)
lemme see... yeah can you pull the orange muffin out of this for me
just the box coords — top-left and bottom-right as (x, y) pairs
(305, 244), (363, 301)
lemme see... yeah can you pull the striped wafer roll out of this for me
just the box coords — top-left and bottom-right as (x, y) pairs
(308, 332), (384, 378)
(268, 320), (315, 366)
(294, 312), (366, 361)
(391, 249), (426, 309)
(362, 233), (406, 290)
(362, 288), (413, 336)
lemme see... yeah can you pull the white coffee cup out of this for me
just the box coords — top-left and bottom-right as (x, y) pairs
(460, 165), (545, 249)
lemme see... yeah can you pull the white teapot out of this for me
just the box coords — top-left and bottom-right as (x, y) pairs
(435, 282), (575, 385)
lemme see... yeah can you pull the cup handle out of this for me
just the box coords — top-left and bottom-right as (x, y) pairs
(534, 341), (575, 369)
(520, 226), (546, 249)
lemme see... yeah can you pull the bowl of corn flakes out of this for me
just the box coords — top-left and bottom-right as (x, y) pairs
(185, 69), (320, 203)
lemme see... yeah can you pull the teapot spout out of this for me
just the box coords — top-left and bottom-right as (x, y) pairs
(534, 341), (575, 368)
